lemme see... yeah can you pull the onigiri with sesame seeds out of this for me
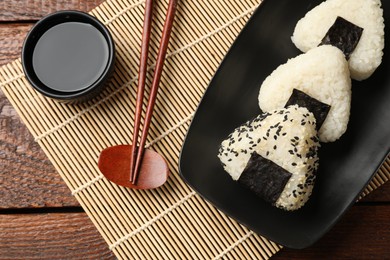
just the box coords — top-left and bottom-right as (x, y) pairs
(217, 105), (320, 211)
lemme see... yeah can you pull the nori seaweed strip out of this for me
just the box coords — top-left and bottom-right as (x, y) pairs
(285, 89), (331, 130)
(320, 16), (363, 60)
(239, 152), (291, 204)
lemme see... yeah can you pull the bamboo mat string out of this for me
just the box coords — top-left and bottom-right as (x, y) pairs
(0, 74), (24, 88)
(213, 231), (254, 260)
(1, 0), (389, 259)
(109, 191), (196, 250)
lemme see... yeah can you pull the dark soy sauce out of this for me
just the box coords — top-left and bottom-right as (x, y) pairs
(32, 22), (109, 92)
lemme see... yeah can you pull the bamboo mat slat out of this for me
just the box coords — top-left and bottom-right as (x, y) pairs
(0, 0), (389, 259)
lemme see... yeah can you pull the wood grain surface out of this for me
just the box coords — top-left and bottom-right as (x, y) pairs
(0, 213), (115, 259)
(274, 204), (390, 259)
(0, 1), (102, 21)
(0, 1), (389, 259)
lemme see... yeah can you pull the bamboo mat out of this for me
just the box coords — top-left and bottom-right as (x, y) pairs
(0, 0), (389, 259)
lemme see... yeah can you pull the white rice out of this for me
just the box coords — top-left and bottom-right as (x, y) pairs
(218, 105), (320, 211)
(291, 0), (385, 81)
(258, 45), (351, 143)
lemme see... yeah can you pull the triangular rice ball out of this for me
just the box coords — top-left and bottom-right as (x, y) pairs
(292, 0), (385, 81)
(258, 45), (351, 143)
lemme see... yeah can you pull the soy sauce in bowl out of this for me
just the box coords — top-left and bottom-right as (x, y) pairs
(22, 11), (115, 103)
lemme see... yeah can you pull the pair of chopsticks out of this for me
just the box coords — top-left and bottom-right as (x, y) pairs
(129, 0), (177, 184)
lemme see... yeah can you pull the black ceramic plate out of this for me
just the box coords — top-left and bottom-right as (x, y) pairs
(179, 0), (390, 249)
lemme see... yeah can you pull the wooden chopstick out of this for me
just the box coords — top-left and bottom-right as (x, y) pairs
(131, 0), (177, 184)
(129, 0), (154, 183)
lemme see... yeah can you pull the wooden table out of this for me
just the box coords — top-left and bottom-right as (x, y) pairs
(0, 1), (389, 259)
